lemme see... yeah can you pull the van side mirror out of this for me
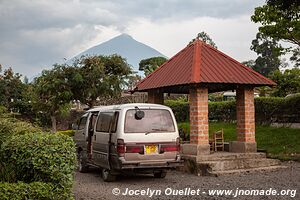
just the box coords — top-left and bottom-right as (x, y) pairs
(72, 123), (79, 130)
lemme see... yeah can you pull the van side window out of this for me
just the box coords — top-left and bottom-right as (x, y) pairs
(110, 112), (119, 133)
(78, 116), (87, 130)
(89, 112), (98, 129)
(96, 112), (112, 132)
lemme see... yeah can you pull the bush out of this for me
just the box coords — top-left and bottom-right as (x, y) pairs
(165, 99), (189, 122)
(56, 129), (75, 137)
(209, 101), (236, 122)
(0, 117), (41, 146)
(0, 133), (76, 198)
(254, 97), (283, 123)
(166, 95), (300, 124)
(166, 100), (236, 122)
(0, 181), (70, 200)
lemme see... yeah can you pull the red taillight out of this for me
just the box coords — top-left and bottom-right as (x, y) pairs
(161, 146), (178, 152)
(117, 139), (125, 156)
(160, 138), (181, 153)
(126, 146), (144, 154)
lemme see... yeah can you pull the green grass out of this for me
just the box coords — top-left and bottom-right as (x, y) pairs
(178, 122), (300, 161)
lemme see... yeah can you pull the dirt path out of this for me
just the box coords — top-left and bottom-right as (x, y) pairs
(73, 161), (299, 200)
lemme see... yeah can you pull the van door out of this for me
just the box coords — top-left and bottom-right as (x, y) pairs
(86, 112), (98, 159)
(92, 112), (115, 169)
(73, 113), (88, 151)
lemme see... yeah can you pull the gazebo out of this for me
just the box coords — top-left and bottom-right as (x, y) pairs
(134, 39), (275, 157)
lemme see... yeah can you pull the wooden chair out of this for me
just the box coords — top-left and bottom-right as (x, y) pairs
(213, 129), (224, 151)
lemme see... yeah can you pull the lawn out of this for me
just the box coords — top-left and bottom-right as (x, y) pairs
(178, 122), (300, 161)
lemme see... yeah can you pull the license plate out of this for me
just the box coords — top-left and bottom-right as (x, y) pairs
(145, 145), (158, 154)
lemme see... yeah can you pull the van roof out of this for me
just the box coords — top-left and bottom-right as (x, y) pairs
(87, 103), (171, 112)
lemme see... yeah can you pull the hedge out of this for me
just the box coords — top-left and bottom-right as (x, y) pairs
(0, 182), (67, 200)
(164, 99), (189, 122)
(56, 129), (75, 137)
(0, 132), (76, 199)
(165, 94), (300, 124)
(0, 116), (41, 146)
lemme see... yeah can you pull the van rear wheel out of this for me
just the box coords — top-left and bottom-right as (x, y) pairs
(101, 169), (116, 182)
(154, 170), (167, 178)
(78, 151), (89, 173)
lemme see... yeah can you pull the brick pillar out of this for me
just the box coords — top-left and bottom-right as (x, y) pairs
(230, 87), (257, 153)
(147, 89), (164, 104)
(182, 86), (210, 155)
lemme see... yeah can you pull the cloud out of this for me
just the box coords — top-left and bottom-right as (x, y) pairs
(127, 15), (259, 61)
(0, 0), (264, 77)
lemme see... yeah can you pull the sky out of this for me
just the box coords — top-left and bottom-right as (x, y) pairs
(0, 0), (265, 78)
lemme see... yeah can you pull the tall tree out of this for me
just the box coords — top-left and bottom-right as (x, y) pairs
(139, 56), (167, 76)
(250, 33), (285, 76)
(33, 54), (132, 131)
(127, 74), (142, 91)
(0, 65), (26, 112)
(189, 31), (217, 48)
(33, 64), (73, 132)
(72, 55), (132, 107)
(251, 0), (300, 66)
(251, 0), (300, 46)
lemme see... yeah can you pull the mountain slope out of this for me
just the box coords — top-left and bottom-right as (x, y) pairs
(70, 34), (166, 75)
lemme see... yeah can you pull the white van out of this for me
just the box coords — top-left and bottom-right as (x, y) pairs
(73, 103), (182, 181)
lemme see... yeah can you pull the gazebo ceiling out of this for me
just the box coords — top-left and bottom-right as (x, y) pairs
(134, 39), (276, 93)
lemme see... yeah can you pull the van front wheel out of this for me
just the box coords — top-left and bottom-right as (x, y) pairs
(78, 151), (89, 173)
(154, 170), (167, 178)
(102, 169), (116, 182)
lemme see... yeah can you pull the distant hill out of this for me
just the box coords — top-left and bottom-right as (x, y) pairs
(70, 34), (166, 75)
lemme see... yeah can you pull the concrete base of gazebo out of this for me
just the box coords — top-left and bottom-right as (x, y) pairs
(181, 142), (257, 155)
(179, 152), (286, 176)
(181, 144), (211, 155)
(229, 141), (257, 153)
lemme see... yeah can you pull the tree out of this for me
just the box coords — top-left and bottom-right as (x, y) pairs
(33, 64), (73, 132)
(241, 60), (256, 68)
(251, 0), (300, 66)
(139, 56), (167, 76)
(250, 33), (285, 76)
(32, 54), (132, 131)
(189, 31), (217, 48)
(127, 74), (142, 91)
(251, 0), (300, 46)
(290, 47), (300, 68)
(0, 65), (26, 112)
(72, 55), (132, 107)
(270, 68), (300, 97)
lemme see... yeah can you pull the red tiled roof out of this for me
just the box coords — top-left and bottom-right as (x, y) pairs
(134, 40), (276, 92)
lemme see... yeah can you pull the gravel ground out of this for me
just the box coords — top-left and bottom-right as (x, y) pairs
(73, 161), (300, 200)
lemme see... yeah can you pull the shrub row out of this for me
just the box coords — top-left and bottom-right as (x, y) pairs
(165, 94), (300, 124)
(56, 129), (75, 137)
(0, 116), (41, 146)
(0, 182), (67, 200)
(0, 132), (76, 186)
(0, 124), (77, 199)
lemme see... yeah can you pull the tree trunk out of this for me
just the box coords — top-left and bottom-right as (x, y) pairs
(50, 116), (57, 133)
(89, 99), (96, 108)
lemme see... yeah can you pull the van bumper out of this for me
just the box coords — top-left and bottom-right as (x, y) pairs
(120, 160), (184, 169)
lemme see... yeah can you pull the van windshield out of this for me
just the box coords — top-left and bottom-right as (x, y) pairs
(124, 109), (175, 133)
